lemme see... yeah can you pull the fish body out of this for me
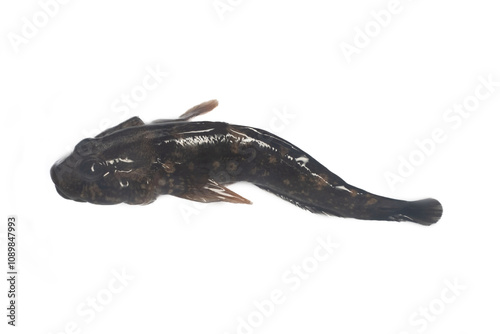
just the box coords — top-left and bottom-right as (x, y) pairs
(51, 100), (443, 225)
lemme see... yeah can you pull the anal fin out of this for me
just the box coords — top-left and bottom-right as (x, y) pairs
(177, 179), (251, 204)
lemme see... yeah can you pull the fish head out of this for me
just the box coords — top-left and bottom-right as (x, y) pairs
(50, 135), (157, 205)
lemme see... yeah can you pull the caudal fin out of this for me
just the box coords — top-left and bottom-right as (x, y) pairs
(396, 198), (443, 226)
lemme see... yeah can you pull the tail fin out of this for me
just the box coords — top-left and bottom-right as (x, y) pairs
(396, 198), (443, 226)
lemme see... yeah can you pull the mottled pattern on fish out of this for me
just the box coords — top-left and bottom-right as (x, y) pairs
(51, 100), (443, 225)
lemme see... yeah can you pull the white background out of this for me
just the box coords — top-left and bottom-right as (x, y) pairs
(1, 0), (500, 333)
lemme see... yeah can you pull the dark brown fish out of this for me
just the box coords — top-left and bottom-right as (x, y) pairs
(50, 100), (443, 225)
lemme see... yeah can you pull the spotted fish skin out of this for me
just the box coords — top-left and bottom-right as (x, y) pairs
(50, 100), (443, 225)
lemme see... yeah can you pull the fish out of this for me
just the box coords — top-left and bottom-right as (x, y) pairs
(50, 100), (443, 225)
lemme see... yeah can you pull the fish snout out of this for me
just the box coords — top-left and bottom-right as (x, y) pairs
(51, 163), (86, 202)
(51, 163), (68, 198)
(50, 164), (58, 185)
(55, 185), (70, 199)
(50, 160), (69, 186)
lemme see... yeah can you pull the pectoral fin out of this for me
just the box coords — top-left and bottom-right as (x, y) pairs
(96, 116), (144, 138)
(177, 179), (251, 204)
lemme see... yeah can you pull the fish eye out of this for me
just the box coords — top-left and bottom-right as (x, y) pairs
(75, 138), (97, 156)
(78, 158), (107, 181)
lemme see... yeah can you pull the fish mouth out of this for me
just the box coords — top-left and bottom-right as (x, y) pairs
(51, 164), (85, 202)
(55, 185), (70, 199)
(51, 164), (69, 199)
(50, 163), (64, 185)
(54, 184), (85, 202)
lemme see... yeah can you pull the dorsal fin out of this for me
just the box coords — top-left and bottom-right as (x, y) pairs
(95, 116), (144, 138)
(178, 99), (218, 120)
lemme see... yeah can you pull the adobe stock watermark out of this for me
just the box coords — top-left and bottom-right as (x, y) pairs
(82, 64), (169, 139)
(397, 278), (466, 334)
(47, 267), (134, 334)
(339, 0), (406, 64)
(385, 73), (499, 190)
(268, 105), (296, 134)
(7, 0), (71, 54)
(177, 105), (296, 224)
(222, 235), (339, 334)
(212, 0), (245, 21)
